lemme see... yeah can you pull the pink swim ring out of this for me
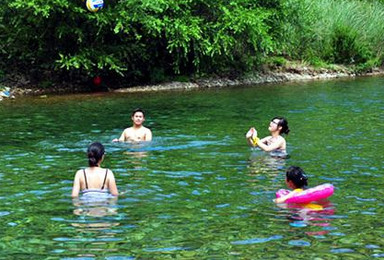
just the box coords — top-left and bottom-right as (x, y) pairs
(276, 183), (334, 204)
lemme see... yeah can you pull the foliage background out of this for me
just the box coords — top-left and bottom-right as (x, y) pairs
(1, 0), (384, 88)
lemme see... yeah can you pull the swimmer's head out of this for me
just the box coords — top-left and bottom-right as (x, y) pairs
(286, 166), (308, 189)
(87, 142), (105, 167)
(271, 116), (290, 135)
(131, 108), (146, 118)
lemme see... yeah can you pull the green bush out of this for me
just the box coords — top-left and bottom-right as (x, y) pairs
(0, 0), (276, 86)
(329, 25), (371, 64)
(278, 0), (384, 69)
(1, 0), (384, 88)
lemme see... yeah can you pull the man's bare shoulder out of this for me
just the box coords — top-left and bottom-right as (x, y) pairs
(143, 126), (152, 132)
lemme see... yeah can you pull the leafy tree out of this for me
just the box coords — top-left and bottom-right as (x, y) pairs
(1, 0), (276, 86)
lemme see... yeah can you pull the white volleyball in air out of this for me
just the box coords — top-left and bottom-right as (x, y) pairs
(86, 0), (104, 12)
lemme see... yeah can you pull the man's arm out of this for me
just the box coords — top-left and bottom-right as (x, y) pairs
(113, 129), (128, 142)
(145, 128), (152, 141)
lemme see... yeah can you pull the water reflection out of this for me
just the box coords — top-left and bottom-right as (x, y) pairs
(123, 151), (148, 169)
(247, 149), (286, 182)
(71, 195), (120, 229)
(110, 142), (150, 170)
(248, 148), (286, 167)
(50, 196), (124, 257)
(276, 201), (336, 237)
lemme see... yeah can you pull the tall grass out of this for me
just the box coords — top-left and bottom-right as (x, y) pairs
(279, 0), (384, 68)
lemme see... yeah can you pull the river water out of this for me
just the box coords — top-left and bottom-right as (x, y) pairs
(0, 76), (384, 259)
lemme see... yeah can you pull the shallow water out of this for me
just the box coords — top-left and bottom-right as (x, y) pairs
(1, 76), (384, 259)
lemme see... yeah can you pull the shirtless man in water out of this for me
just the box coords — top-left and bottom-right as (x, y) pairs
(112, 108), (152, 142)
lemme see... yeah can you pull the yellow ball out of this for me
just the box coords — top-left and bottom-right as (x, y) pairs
(86, 0), (104, 12)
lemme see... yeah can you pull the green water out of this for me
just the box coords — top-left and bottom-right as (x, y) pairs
(1, 76), (384, 259)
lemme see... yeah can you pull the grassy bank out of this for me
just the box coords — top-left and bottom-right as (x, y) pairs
(278, 0), (384, 71)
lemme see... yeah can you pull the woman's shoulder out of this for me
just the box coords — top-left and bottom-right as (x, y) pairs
(275, 135), (286, 145)
(75, 168), (85, 175)
(97, 167), (111, 172)
(260, 135), (272, 141)
(101, 168), (114, 175)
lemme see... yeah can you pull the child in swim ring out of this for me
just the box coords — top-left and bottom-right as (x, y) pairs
(246, 116), (290, 156)
(72, 142), (119, 197)
(274, 166), (308, 203)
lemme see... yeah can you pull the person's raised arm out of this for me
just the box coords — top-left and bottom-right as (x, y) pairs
(245, 127), (258, 147)
(274, 190), (296, 203)
(257, 137), (284, 152)
(246, 137), (256, 147)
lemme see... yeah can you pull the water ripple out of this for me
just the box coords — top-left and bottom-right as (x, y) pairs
(288, 240), (311, 246)
(231, 235), (283, 245)
(0, 211), (10, 217)
(144, 246), (191, 252)
(330, 248), (355, 253)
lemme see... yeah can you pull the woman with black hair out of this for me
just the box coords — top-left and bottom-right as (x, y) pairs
(246, 116), (290, 157)
(72, 142), (118, 197)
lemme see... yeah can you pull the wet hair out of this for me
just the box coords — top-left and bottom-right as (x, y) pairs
(272, 116), (290, 135)
(87, 142), (105, 167)
(131, 108), (146, 118)
(286, 166), (308, 189)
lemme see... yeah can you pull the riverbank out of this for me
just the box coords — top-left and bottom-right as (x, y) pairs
(3, 63), (384, 96)
(114, 64), (384, 93)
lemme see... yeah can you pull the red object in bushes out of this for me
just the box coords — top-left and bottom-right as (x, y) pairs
(93, 76), (102, 86)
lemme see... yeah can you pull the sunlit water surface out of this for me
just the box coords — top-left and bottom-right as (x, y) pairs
(1, 77), (384, 259)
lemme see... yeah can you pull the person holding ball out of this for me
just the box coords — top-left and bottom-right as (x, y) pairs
(246, 116), (290, 157)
